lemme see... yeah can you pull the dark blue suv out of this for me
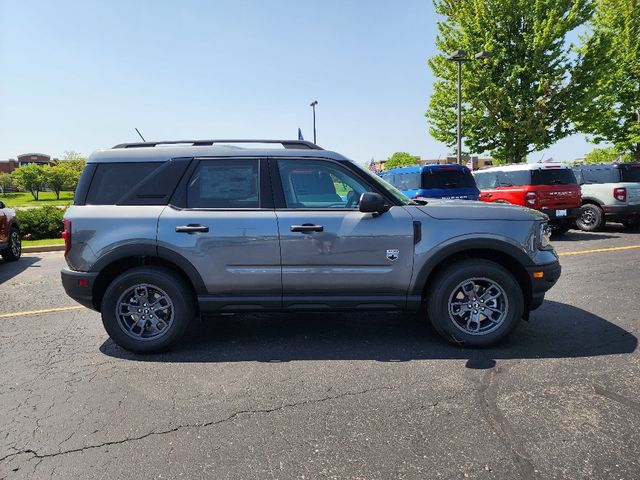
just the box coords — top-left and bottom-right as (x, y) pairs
(380, 164), (480, 200)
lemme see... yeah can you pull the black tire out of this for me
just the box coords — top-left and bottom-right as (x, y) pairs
(550, 223), (571, 236)
(1, 227), (21, 262)
(101, 266), (196, 353)
(575, 204), (604, 232)
(621, 217), (640, 230)
(426, 259), (524, 347)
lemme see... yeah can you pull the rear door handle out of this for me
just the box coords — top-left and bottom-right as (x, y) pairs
(176, 224), (209, 233)
(482, 193), (492, 198)
(290, 224), (324, 233)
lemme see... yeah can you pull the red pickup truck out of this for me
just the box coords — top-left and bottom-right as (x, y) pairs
(473, 163), (581, 234)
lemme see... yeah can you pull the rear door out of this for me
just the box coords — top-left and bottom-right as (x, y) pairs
(421, 167), (479, 200)
(531, 167), (581, 212)
(272, 158), (415, 309)
(158, 158), (281, 308)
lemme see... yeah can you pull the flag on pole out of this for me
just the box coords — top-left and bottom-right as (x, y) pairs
(298, 128), (304, 141)
(368, 157), (377, 173)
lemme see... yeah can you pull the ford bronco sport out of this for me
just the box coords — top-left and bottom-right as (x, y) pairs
(572, 163), (640, 231)
(61, 140), (561, 353)
(473, 163), (581, 234)
(380, 164), (480, 201)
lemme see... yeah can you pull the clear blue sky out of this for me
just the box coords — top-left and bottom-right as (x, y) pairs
(0, 0), (593, 163)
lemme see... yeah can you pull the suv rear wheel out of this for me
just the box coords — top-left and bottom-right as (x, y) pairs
(576, 204), (604, 232)
(101, 266), (196, 353)
(426, 259), (524, 347)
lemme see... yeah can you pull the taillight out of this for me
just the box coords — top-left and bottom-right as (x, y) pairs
(525, 191), (537, 206)
(614, 187), (627, 202)
(62, 219), (71, 256)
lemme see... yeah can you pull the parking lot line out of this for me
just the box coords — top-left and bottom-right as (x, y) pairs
(0, 305), (84, 319)
(558, 245), (640, 256)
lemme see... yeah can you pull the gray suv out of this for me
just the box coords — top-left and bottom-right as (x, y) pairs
(61, 140), (561, 353)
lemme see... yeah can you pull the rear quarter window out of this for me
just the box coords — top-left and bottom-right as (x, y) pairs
(473, 172), (498, 189)
(500, 170), (532, 186)
(620, 164), (640, 182)
(86, 162), (162, 205)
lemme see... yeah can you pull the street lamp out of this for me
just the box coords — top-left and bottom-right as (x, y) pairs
(310, 100), (318, 144)
(447, 50), (492, 164)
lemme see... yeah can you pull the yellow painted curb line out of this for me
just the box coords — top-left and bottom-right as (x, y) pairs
(0, 305), (84, 319)
(558, 245), (640, 256)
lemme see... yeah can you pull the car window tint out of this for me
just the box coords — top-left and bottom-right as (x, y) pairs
(187, 159), (259, 208)
(620, 164), (640, 182)
(86, 162), (162, 205)
(422, 170), (476, 189)
(396, 172), (421, 190)
(531, 168), (577, 185)
(278, 160), (370, 209)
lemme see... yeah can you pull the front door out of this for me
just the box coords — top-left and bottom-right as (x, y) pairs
(274, 159), (415, 309)
(158, 158), (281, 309)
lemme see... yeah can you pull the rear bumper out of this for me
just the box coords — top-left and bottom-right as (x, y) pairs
(541, 207), (580, 223)
(61, 268), (98, 310)
(602, 204), (640, 219)
(527, 260), (561, 310)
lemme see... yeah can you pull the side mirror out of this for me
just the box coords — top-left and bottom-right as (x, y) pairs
(359, 192), (389, 214)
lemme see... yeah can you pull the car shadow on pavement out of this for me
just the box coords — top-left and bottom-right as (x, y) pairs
(559, 231), (621, 241)
(99, 300), (637, 365)
(0, 256), (41, 286)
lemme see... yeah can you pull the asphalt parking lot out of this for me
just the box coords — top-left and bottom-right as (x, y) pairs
(1, 226), (639, 480)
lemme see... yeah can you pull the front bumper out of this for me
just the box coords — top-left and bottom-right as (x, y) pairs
(61, 268), (99, 310)
(526, 260), (561, 311)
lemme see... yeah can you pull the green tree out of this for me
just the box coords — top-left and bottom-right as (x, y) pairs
(59, 151), (86, 190)
(0, 172), (12, 194)
(573, 0), (640, 160)
(12, 164), (47, 200)
(583, 146), (632, 164)
(426, 0), (593, 164)
(44, 164), (75, 199)
(385, 152), (419, 169)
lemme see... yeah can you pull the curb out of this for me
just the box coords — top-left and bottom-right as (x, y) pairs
(22, 245), (65, 253)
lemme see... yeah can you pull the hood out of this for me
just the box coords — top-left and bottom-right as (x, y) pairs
(415, 199), (547, 221)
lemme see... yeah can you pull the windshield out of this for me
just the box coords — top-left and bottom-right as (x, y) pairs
(620, 164), (640, 182)
(353, 162), (417, 205)
(531, 168), (577, 185)
(422, 169), (477, 189)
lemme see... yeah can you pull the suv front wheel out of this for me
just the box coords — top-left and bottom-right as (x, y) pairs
(426, 259), (524, 347)
(101, 266), (196, 353)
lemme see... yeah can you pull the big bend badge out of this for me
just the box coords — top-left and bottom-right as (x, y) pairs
(386, 249), (399, 261)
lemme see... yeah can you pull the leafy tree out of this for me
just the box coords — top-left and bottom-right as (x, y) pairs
(426, 0), (593, 164)
(12, 164), (47, 200)
(44, 165), (75, 199)
(573, 0), (640, 160)
(0, 172), (12, 194)
(385, 152), (419, 169)
(583, 146), (632, 164)
(59, 151), (86, 190)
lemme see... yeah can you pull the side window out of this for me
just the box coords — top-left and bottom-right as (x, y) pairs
(277, 160), (371, 209)
(187, 159), (259, 209)
(397, 172), (421, 190)
(500, 170), (531, 186)
(86, 162), (162, 205)
(474, 172), (498, 189)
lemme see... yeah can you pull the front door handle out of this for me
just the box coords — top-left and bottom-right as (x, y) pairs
(290, 224), (324, 233)
(176, 224), (209, 233)
(481, 193), (492, 198)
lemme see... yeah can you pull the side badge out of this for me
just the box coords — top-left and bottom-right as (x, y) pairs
(386, 249), (399, 261)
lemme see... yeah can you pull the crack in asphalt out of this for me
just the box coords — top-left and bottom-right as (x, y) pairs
(0, 383), (410, 466)
(477, 361), (537, 480)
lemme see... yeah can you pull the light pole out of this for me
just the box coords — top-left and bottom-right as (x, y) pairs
(447, 50), (492, 164)
(310, 100), (318, 144)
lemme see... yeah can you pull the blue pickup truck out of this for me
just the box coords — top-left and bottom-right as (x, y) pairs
(380, 164), (480, 201)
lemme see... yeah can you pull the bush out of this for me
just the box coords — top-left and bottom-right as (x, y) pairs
(16, 206), (66, 240)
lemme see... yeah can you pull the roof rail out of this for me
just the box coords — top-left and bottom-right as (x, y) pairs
(112, 139), (323, 150)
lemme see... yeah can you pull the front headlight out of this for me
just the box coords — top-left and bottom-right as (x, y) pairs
(539, 222), (552, 249)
